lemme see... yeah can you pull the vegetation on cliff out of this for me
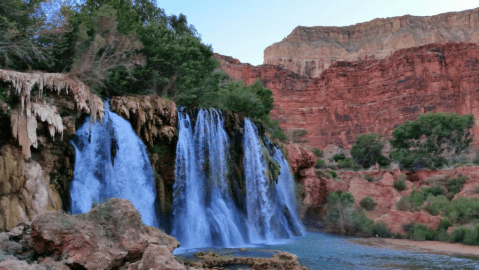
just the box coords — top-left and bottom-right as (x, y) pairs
(391, 113), (475, 170)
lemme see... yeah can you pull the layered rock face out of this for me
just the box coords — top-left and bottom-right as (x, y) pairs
(217, 43), (479, 149)
(264, 8), (479, 77)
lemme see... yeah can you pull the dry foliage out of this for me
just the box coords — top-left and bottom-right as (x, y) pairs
(70, 7), (145, 90)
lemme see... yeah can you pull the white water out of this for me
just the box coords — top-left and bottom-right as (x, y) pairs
(69, 101), (158, 227)
(172, 109), (248, 248)
(173, 111), (303, 249)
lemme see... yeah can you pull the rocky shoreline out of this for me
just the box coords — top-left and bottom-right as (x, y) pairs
(0, 198), (308, 270)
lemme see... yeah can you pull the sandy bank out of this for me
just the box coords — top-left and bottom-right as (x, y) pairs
(350, 238), (479, 258)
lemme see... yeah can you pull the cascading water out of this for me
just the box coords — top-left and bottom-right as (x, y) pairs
(69, 101), (159, 227)
(243, 119), (304, 242)
(271, 145), (305, 236)
(172, 109), (248, 248)
(173, 110), (303, 249)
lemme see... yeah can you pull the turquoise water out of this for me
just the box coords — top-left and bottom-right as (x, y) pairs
(258, 232), (479, 269)
(176, 232), (479, 269)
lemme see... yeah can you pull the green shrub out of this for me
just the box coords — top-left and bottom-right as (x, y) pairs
(312, 148), (323, 157)
(445, 174), (467, 197)
(393, 178), (407, 192)
(372, 222), (393, 238)
(332, 153), (346, 162)
(292, 129), (308, 143)
(337, 157), (360, 170)
(364, 174), (373, 182)
(396, 189), (424, 212)
(315, 158), (326, 169)
(350, 133), (389, 168)
(390, 113), (474, 171)
(421, 185), (446, 199)
(359, 197), (377, 211)
(328, 170), (338, 179)
(450, 227), (469, 243)
(423, 195), (449, 216)
(403, 222), (437, 241)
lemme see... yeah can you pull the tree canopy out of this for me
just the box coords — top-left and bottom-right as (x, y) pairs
(390, 112), (474, 170)
(350, 133), (389, 168)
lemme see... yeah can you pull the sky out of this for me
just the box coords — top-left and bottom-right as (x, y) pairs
(158, 0), (479, 65)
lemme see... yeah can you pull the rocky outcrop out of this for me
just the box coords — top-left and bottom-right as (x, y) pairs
(30, 198), (181, 270)
(285, 144), (327, 225)
(0, 145), (62, 232)
(217, 43), (479, 149)
(185, 250), (308, 270)
(264, 8), (479, 77)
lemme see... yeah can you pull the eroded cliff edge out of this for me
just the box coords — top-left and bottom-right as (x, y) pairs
(218, 42), (479, 150)
(264, 8), (479, 77)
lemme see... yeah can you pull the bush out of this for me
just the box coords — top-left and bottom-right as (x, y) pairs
(403, 222), (437, 241)
(332, 153), (346, 162)
(315, 158), (326, 169)
(328, 170), (338, 179)
(359, 197), (377, 211)
(364, 174), (373, 182)
(390, 113), (474, 171)
(423, 195), (449, 216)
(312, 148), (323, 157)
(421, 185), (446, 199)
(350, 133), (389, 168)
(393, 178), (407, 192)
(337, 157), (361, 170)
(292, 129), (308, 143)
(396, 189), (424, 212)
(445, 174), (467, 197)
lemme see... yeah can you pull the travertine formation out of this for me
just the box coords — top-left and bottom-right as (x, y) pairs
(217, 42), (479, 149)
(0, 69), (104, 159)
(264, 8), (479, 77)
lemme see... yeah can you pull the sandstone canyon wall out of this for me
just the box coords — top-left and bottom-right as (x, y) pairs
(216, 42), (479, 150)
(264, 8), (479, 77)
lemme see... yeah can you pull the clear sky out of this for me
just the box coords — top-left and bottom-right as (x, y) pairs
(158, 0), (478, 65)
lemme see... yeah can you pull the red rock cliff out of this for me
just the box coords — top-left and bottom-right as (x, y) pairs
(216, 42), (479, 149)
(264, 8), (479, 77)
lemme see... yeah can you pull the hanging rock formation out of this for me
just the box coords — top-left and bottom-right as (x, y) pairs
(264, 8), (479, 77)
(0, 69), (104, 231)
(217, 42), (479, 149)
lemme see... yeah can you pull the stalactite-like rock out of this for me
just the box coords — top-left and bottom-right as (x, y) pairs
(0, 69), (104, 159)
(109, 95), (177, 145)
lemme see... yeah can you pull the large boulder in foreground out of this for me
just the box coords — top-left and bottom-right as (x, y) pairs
(30, 198), (182, 270)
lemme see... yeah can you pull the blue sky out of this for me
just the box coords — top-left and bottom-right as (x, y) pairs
(158, 0), (478, 65)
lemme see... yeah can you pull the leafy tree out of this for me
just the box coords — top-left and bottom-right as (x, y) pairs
(350, 133), (388, 168)
(390, 113), (474, 170)
(0, 0), (68, 70)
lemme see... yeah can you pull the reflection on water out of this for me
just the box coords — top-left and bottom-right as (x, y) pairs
(257, 232), (479, 269)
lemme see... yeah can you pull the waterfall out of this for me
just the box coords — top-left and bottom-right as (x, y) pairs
(173, 111), (303, 249)
(243, 119), (304, 242)
(272, 145), (305, 236)
(69, 103), (303, 249)
(172, 109), (248, 248)
(69, 101), (159, 227)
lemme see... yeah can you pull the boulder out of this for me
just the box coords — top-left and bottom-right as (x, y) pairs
(30, 198), (180, 270)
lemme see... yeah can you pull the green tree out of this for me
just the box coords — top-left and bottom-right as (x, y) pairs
(390, 113), (474, 170)
(350, 133), (388, 168)
(0, 0), (68, 70)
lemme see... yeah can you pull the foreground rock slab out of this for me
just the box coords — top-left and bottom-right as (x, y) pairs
(29, 198), (182, 270)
